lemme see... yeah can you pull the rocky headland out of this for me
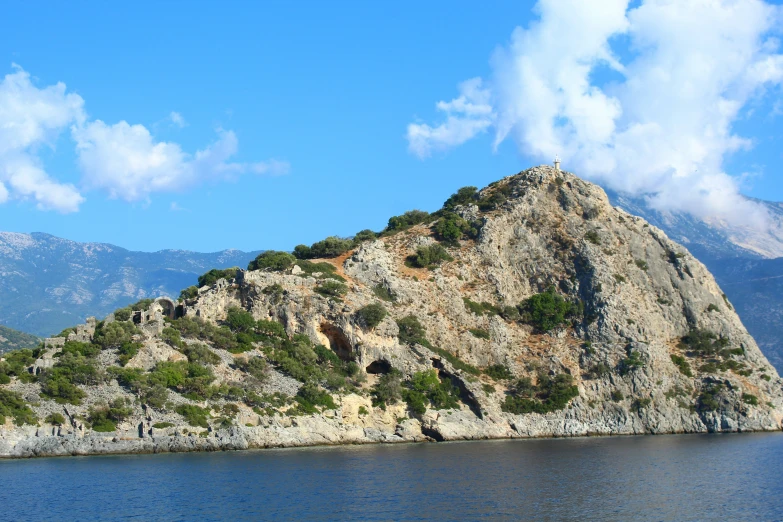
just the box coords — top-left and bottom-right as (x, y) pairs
(1, 165), (781, 459)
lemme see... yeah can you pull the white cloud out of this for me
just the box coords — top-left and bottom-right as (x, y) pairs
(408, 0), (783, 227)
(0, 67), (86, 212)
(73, 121), (285, 201)
(170, 201), (188, 212)
(0, 65), (289, 212)
(169, 111), (186, 128)
(407, 78), (494, 158)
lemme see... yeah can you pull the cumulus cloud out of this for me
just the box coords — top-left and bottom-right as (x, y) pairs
(0, 65), (288, 212)
(407, 78), (494, 158)
(73, 122), (290, 201)
(0, 67), (86, 212)
(408, 0), (783, 227)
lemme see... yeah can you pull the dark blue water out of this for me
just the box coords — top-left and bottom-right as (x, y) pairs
(1, 433), (782, 521)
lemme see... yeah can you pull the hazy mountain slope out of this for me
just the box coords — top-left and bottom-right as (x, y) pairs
(0, 326), (40, 354)
(608, 192), (783, 373)
(0, 232), (260, 337)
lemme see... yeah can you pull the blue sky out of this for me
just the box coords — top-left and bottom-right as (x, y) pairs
(1, 1), (781, 252)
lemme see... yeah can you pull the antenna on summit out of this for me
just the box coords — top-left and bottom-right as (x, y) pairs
(554, 154), (561, 172)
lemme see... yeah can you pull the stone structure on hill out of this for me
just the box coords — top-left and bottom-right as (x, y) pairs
(1, 166), (782, 459)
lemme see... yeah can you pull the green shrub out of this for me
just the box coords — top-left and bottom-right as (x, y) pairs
(197, 267), (238, 287)
(410, 244), (453, 269)
(742, 393), (759, 406)
(697, 383), (723, 412)
(613, 274), (626, 283)
(294, 260), (345, 281)
(114, 307), (132, 321)
(182, 343), (220, 365)
(469, 328), (490, 339)
(501, 373), (579, 415)
(433, 212), (481, 246)
(463, 297), (501, 316)
(45, 412), (66, 425)
(314, 280), (348, 299)
(248, 251), (296, 271)
(500, 306), (520, 321)
(384, 210), (430, 234)
(176, 404), (211, 428)
(706, 303), (719, 313)
(148, 361), (215, 399)
(356, 303), (387, 330)
(94, 321), (139, 349)
(262, 283), (285, 304)
(630, 398), (652, 413)
(88, 398), (132, 432)
(225, 307), (256, 333)
(0, 389), (38, 425)
(396, 316), (428, 346)
(635, 259), (648, 271)
(678, 330), (730, 357)
(179, 286), (199, 300)
(371, 369), (402, 408)
(519, 287), (582, 332)
(670, 354), (692, 377)
(161, 327), (184, 348)
(117, 342), (142, 366)
(153, 422), (174, 429)
(1, 349), (35, 378)
(587, 363), (612, 379)
(442, 186), (478, 210)
(476, 185), (511, 211)
(484, 364), (513, 380)
(610, 390), (624, 402)
(294, 383), (337, 413)
(237, 356), (267, 381)
(297, 236), (355, 259)
(618, 350), (644, 376)
(354, 229), (378, 243)
(372, 284), (395, 302)
(585, 231), (601, 245)
(402, 370), (460, 414)
(428, 346), (480, 376)
(269, 335), (323, 383)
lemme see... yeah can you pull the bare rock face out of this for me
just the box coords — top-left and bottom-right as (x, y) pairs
(2, 166), (781, 458)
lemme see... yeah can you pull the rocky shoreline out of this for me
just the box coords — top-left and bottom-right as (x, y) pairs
(3, 405), (781, 459)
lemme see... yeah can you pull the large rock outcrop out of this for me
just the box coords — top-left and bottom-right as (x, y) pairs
(1, 166), (781, 458)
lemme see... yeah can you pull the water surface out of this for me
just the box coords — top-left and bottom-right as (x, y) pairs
(1, 433), (781, 521)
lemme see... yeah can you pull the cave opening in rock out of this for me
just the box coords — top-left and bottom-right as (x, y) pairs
(366, 359), (391, 374)
(319, 322), (353, 361)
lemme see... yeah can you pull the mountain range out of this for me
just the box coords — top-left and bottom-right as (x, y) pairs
(0, 232), (260, 338)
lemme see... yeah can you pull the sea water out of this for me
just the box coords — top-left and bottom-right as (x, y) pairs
(1, 433), (781, 521)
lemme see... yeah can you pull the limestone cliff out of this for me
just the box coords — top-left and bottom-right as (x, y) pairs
(1, 166), (781, 458)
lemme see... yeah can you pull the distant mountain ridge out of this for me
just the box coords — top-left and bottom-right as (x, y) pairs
(0, 232), (260, 337)
(0, 325), (40, 354)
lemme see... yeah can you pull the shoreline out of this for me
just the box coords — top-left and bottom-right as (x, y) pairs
(3, 417), (781, 460)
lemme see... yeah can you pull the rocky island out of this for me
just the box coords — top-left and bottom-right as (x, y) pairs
(1, 165), (781, 458)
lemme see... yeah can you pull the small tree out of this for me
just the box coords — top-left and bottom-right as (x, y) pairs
(356, 304), (387, 330)
(248, 251), (296, 271)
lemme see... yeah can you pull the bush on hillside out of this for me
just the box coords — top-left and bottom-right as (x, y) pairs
(248, 251), (296, 272)
(356, 303), (387, 330)
(197, 267), (238, 288)
(501, 373), (579, 414)
(409, 244), (453, 269)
